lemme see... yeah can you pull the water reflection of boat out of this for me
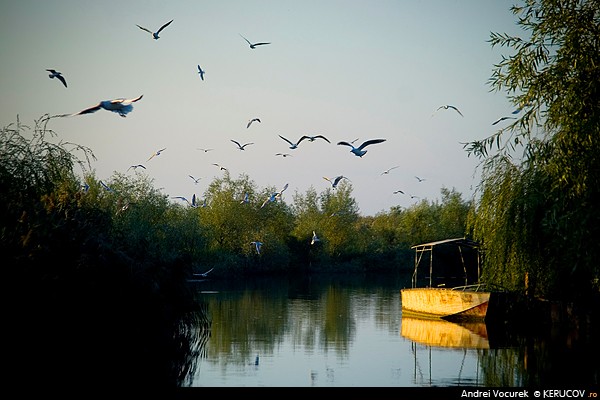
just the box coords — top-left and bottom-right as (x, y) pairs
(401, 316), (490, 349)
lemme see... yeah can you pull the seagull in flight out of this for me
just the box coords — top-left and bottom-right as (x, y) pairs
(231, 139), (254, 150)
(261, 183), (288, 208)
(172, 194), (198, 208)
(127, 164), (146, 172)
(251, 241), (263, 254)
(212, 163), (227, 171)
(381, 166), (400, 175)
(189, 175), (201, 184)
(197, 148), (213, 153)
(275, 153), (292, 157)
(492, 116), (517, 125)
(71, 95), (143, 118)
(415, 176), (426, 182)
(323, 175), (348, 189)
(193, 267), (214, 278)
(278, 135), (303, 150)
(393, 190), (405, 194)
(433, 104), (463, 117)
(247, 118), (261, 128)
(136, 19), (173, 40)
(147, 147), (166, 161)
(299, 135), (331, 144)
(337, 138), (386, 157)
(311, 231), (320, 245)
(197, 65), (205, 80)
(240, 192), (250, 204)
(239, 34), (271, 49)
(46, 69), (67, 88)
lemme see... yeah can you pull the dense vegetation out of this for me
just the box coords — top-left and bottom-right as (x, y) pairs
(463, 0), (600, 303)
(1, 114), (471, 283)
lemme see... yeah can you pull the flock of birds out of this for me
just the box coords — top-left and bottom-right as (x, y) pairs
(41, 17), (519, 258)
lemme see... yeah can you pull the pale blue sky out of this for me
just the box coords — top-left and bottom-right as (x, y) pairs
(0, 0), (521, 215)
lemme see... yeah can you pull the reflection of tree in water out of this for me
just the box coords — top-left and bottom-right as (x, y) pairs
(10, 269), (212, 390)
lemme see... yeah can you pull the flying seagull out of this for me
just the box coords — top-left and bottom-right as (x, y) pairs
(393, 190), (405, 194)
(212, 163), (227, 171)
(278, 134), (303, 150)
(275, 153), (292, 157)
(46, 69), (67, 88)
(311, 231), (320, 245)
(193, 267), (214, 278)
(323, 175), (348, 189)
(247, 118), (261, 128)
(415, 176), (426, 182)
(492, 116), (517, 125)
(172, 194), (198, 208)
(239, 34), (271, 49)
(189, 175), (201, 184)
(381, 166), (400, 175)
(147, 147), (166, 161)
(240, 192), (250, 204)
(261, 183), (288, 208)
(433, 104), (463, 117)
(197, 65), (205, 80)
(197, 148), (213, 152)
(337, 138), (386, 158)
(298, 135), (331, 144)
(71, 95), (143, 118)
(127, 164), (146, 172)
(250, 241), (263, 254)
(136, 19), (173, 40)
(231, 139), (254, 150)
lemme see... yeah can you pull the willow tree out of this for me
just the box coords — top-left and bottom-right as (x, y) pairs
(465, 0), (600, 301)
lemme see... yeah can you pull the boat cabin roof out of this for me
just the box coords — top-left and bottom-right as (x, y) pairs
(411, 237), (480, 250)
(410, 237), (482, 288)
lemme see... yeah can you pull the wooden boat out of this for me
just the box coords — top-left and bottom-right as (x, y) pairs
(401, 237), (492, 321)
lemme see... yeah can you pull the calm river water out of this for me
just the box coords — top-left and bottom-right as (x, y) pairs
(185, 272), (599, 388)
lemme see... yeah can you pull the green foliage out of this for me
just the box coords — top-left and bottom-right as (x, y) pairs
(3, 115), (474, 281)
(465, 0), (600, 301)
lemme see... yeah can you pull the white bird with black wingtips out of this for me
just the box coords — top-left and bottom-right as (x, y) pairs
(337, 139), (386, 158)
(71, 95), (143, 118)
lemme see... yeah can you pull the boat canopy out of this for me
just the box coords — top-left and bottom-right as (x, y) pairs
(410, 237), (482, 289)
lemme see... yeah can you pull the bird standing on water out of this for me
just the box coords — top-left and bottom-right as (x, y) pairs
(337, 139), (386, 158)
(46, 69), (67, 88)
(137, 19), (173, 40)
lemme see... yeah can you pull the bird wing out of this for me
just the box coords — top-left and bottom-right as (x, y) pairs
(279, 135), (294, 146)
(231, 139), (242, 148)
(56, 74), (67, 88)
(136, 24), (153, 34)
(72, 103), (102, 116)
(252, 42), (271, 46)
(297, 135), (311, 145)
(357, 139), (386, 150)
(323, 176), (332, 183)
(242, 142), (254, 149)
(336, 141), (354, 148)
(125, 94), (144, 104)
(239, 34), (253, 45)
(281, 183), (289, 193)
(315, 135), (330, 143)
(449, 105), (464, 116)
(157, 19), (174, 34)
